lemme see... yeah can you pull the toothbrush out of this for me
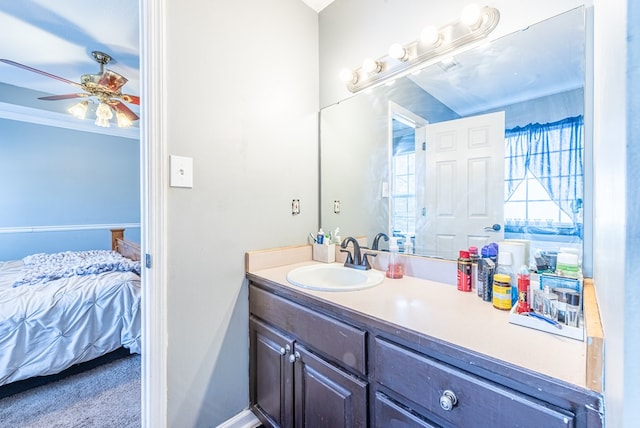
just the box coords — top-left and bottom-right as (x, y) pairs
(524, 311), (563, 329)
(309, 232), (317, 243)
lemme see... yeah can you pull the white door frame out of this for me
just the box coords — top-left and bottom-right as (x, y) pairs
(140, 0), (168, 426)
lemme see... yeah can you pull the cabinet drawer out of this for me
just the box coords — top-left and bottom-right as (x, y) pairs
(374, 392), (439, 428)
(250, 284), (367, 375)
(373, 337), (575, 428)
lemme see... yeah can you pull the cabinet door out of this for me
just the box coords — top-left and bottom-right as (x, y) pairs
(294, 344), (368, 428)
(250, 317), (294, 428)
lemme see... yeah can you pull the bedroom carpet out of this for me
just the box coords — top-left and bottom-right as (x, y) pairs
(0, 353), (140, 427)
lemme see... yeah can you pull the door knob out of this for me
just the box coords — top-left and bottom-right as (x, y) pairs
(484, 224), (501, 232)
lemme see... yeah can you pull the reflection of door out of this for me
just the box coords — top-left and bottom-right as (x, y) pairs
(417, 111), (505, 259)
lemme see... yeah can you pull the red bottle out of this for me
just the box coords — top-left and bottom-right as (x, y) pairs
(457, 250), (472, 292)
(517, 265), (531, 313)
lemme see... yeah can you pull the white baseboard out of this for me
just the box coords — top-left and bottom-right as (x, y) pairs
(216, 409), (261, 428)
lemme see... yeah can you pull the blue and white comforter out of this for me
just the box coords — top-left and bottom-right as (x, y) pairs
(0, 252), (141, 386)
(14, 250), (141, 287)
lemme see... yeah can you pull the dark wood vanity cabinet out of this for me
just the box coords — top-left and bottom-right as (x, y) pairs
(372, 337), (575, 427)
(248, 278), (603, 428)
(249, 285), (368, 427)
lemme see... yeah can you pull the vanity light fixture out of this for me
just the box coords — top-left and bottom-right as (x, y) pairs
(388, 43), (410, 61)
(342, 4), (500, 93)
(460, 3), (483, 28)
(362, 57), (383, 75)
(339, 68), (358, 84)
(420, 25), (441, 47)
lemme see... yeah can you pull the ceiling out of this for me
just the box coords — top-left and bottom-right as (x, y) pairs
(0, 0), (140, 136)
(0, 1), (332, 135)
(0, 1), (582, 134)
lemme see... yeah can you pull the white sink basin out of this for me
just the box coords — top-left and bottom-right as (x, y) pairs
(286, 264), (385, 291)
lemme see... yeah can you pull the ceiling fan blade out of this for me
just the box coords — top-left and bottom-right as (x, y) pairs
(0, 59), (81, 87)
(38, 93), (90, 101)
(110, 100), (139, 121)
(120, 94), (140, 105)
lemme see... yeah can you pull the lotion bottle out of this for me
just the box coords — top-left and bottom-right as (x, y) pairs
(386, 237), (404, 279)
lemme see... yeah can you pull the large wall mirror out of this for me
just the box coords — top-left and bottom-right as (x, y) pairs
(320, 7), (588, 268)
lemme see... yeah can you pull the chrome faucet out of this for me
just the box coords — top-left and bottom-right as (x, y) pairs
(340, 237), (376, 270)
(372, 232), (389, 251)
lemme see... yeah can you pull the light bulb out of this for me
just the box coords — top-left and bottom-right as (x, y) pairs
(339, 68), (357, 83)
(461, 3), (482, 27)
(68, 101), (88, 120)
(388, 43), (408, 61)
(362, 58), (381, 74)
(95, 102), (113, 128)
(421, 26), (441, 46)
(116, 110), (133, 128)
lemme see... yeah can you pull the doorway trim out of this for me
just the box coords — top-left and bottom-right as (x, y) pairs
(140, 0), (168, 426)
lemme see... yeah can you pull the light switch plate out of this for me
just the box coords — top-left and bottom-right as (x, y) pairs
(170, 155), (193, 188)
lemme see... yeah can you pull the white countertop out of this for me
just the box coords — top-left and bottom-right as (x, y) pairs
(250, 260), (588, 389)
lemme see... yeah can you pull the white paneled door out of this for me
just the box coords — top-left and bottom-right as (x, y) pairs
(417, 111), (505, 259)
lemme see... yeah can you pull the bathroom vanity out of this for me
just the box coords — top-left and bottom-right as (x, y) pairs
(246, 247), (603, 427)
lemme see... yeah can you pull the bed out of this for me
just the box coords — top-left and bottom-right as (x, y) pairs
(0, 229), (142, 386)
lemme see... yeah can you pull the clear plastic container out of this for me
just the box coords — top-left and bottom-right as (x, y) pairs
(541, 285), (558, 320)
(386, 238), (404, 279)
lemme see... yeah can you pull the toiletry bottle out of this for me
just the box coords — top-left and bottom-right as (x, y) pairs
(516, 265), (530, 313)
(333, 227), (341, 245)
(457, 250), (472, 292)
(386, 237), (403, 279)
(404, 237), (413, 255)
(317, 228), (324, 245)
(492, 274), (512, 310)
(496, 251), (516, 305)
(480, 244), (497, 302)
(468, 246), (480, 293)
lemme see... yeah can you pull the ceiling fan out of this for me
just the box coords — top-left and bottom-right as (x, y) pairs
(0, 50), (139, 128)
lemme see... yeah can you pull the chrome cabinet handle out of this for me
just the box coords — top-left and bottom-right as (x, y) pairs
(288, 351), (300, 364)
(439, 390), (458, 411)
(484, 223), (501, 232)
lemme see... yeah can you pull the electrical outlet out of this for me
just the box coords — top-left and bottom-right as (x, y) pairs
(292, 199), (300, 215)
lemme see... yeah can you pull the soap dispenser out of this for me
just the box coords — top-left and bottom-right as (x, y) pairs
(386, 237), (404, 279)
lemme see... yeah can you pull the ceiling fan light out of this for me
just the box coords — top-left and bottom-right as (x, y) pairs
(115, 110), (133, 128)
(95, 102), (113, 128)
(68, 101), (88, 120)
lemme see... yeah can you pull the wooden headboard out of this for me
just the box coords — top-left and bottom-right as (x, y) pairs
(110, 228), (142, 261)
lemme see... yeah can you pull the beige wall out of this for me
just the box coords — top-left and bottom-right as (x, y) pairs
(163, 0), (319, 425)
